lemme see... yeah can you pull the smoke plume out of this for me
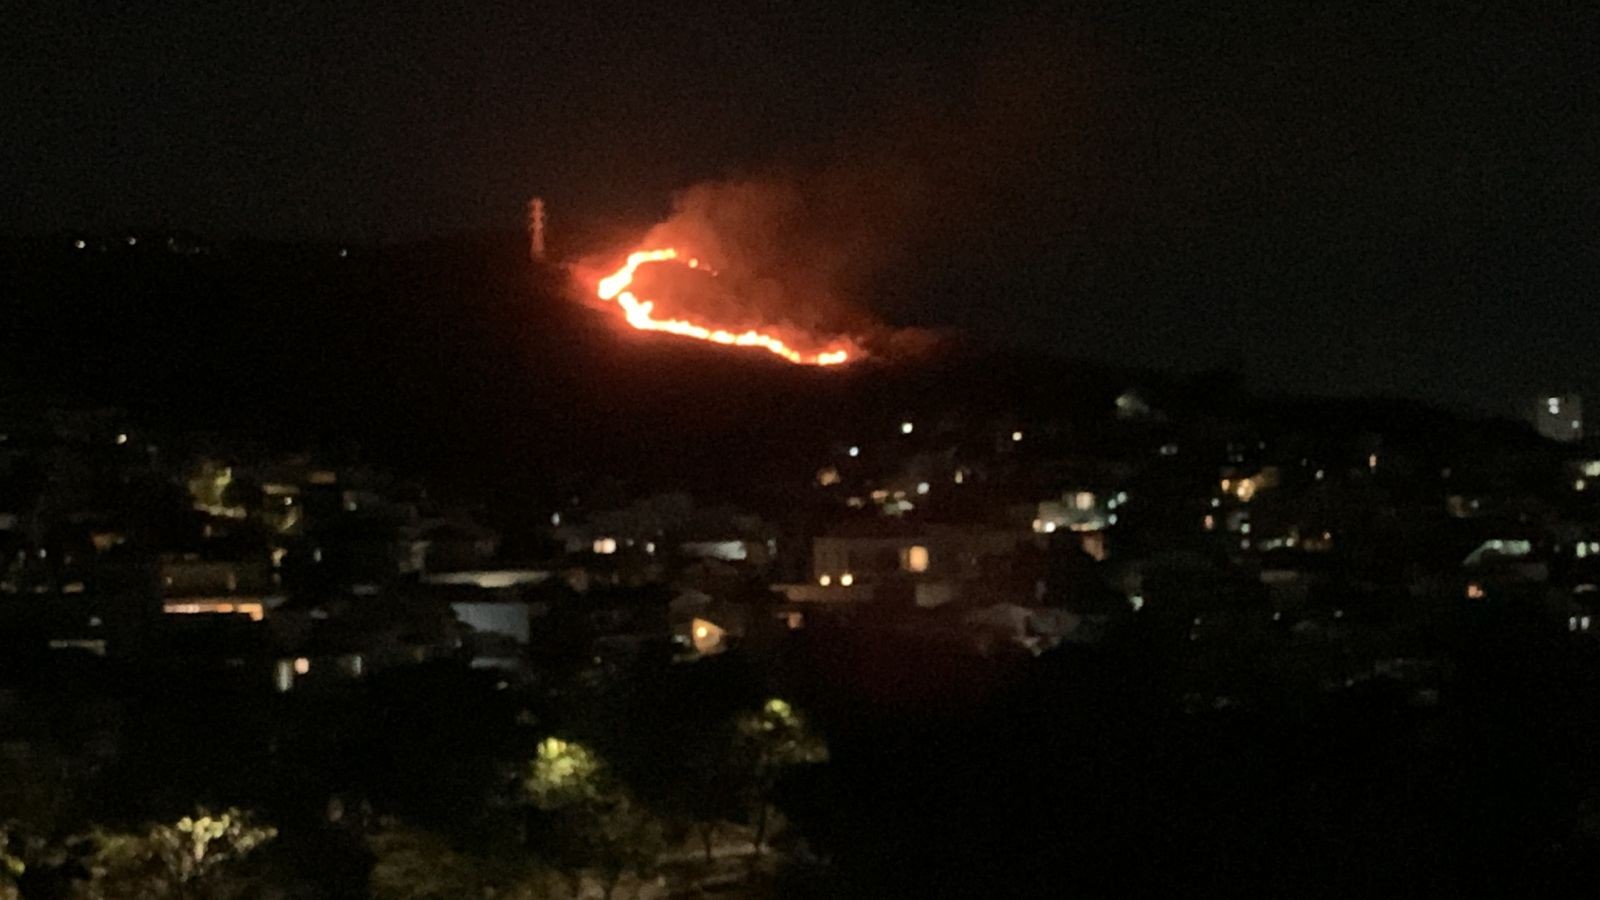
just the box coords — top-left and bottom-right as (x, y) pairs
(574, 16), (1098, 364)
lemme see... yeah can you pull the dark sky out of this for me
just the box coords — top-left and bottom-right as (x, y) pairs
(4, 2), (1597, 412)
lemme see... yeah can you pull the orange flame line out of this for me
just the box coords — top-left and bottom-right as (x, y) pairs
(596, 249), (853, 366)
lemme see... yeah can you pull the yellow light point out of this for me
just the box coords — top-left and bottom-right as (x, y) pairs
(595, 248), (856, 366)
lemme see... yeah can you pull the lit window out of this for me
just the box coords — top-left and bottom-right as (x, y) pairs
(904, 545), (930, 573)
(819, 574), (831, 587)
(1549, 397), (1562, 414)
(1012, 431), (1023, 442)
(954, 470), (965, 484)
(1466, 582), (1485, 600)
(840, 573), (854, 587)
(74, 239), (86, 249)
(916, 481), (930, 495)
(593, 537), (617, 555)
(550, 512), (561, 527)
(1203, 514), (1215, 531)
(1075, 491), (1094, 511)
(274, 660), (294, 692)
(900, 421), (914, 435)
(1043, 521), (1058, 534)
(848, 445), (860, 457)
(294, 657), (311, 675)
(115, 432), (128, 445)
(645, 541), (656, 554)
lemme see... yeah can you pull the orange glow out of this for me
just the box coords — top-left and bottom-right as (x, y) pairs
(164, 599), (265, 622)
(595, 249), (857, 366)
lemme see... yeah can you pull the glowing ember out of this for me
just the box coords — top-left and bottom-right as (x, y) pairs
(595, 249), (856, 366)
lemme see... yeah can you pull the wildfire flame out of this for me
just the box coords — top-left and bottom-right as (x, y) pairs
(595, 249), (856, 366)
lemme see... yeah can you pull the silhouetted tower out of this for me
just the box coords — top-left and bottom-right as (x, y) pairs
(527, 197), (547, 262)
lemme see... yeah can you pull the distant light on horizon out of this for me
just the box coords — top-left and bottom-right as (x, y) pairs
(900, 421), (914, 435)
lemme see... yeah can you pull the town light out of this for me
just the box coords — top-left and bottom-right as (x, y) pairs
(840, 573), (854, 586)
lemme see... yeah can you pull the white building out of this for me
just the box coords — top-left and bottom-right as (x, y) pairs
(1531, 394), (1583, 443)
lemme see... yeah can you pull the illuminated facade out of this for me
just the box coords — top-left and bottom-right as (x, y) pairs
(1531, 393), (1583, 442)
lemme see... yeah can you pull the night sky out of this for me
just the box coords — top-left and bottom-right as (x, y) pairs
(4, 2), (1596, 413)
